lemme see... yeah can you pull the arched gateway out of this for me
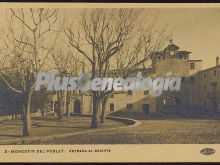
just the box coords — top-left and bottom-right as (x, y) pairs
(73, 99), (81, 113)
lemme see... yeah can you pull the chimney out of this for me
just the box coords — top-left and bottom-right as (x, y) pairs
(216, 56), (219, 66)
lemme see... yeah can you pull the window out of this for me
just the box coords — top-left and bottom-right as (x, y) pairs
(110, 103), (114, 112)
(204, 73), (207, 79)
(181, 77), (185, 83)
(163, 97), (178, 106)
(127, 104), (133, 109)
(204, 101), (206, 107)
(204, 85), (206, 92)
(128, 90), (133, 95)
(143, 104), (150, 114)
(180, 55), (186, 59)
(190, 63), (195, 70)
(211, 82), (217, 93)
(189, 77), (195, 83)
(163, 99), (167, 105)
(213, 70), (217, 76)
(144, 90), (149, 95)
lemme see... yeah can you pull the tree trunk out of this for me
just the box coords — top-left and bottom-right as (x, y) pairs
(57, 101), (64, 120)
(100, 98), (107, 124)
(57, 91), (64, 120)
(66, 91), (71, 117)
(66, 102), (70, 117)
(91, 92), (100, 128)
(22, 92), (32, 137)
(57, 73), (66, 120)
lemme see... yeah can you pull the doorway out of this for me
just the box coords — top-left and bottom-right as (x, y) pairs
(74, 100), (81, 113)
(110, 103), (114, 112)
(143, 104), (150, 114)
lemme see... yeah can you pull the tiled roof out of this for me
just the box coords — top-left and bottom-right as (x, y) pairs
(164, 43), (180, 51)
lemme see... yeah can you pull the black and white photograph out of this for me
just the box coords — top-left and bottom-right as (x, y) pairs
(0, 3), (220, 163)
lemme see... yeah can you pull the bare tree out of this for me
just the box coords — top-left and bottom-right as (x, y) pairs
(0, 8), (59, 136)
(51, 44), (85, 119)
(64, 9), (170, 127)
(99, 24), (170, 123)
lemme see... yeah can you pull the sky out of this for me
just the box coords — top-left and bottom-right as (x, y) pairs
(154, 8), (220, 69)
(1, 7), (220, 69)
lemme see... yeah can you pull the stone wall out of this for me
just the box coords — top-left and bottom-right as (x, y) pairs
(191, 66), (220, 112)
(0, 112), (42, 121)
(155, 58), (189, 77)
(105, 91), (156, 115)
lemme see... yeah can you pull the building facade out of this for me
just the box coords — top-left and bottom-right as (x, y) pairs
(48, 42), (220, 116)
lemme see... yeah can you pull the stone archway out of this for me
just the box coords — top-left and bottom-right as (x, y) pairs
(73, 99), (81, 113)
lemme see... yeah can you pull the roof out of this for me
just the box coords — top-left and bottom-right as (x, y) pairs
(177, 51), (192, 54)
(149, 51), (164, 59)
(200, 65), (220, 73)
(189, 60), (202, 62)
(150, 42), (191, 60)
(164, 43), (180, 51)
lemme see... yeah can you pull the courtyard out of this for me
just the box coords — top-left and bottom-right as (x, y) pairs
(38, 118), (220, 144)
(0, 113), (220, 144)
(0, 115), (124, 144)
